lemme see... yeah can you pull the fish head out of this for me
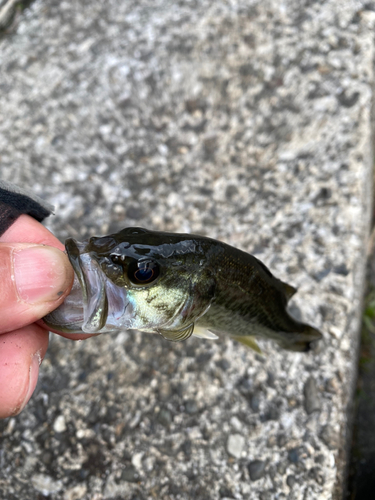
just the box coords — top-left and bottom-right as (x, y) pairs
(42, 227), (216, 338)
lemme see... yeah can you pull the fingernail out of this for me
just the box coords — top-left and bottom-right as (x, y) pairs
(14, 246), (72, 304)
(18, 353), (41, 414)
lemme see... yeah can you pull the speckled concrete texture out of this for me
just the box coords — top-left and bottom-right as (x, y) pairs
(0, 1), (374, 499)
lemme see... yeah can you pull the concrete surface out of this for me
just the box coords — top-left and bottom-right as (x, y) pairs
(0, 1), (374, 499)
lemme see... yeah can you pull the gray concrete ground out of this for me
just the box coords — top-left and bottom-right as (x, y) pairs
(0, 1), (374, 499)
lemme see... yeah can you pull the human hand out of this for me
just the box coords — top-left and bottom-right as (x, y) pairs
(0, 214), (91, 418)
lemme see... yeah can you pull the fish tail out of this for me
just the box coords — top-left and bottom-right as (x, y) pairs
(281, 324), (322, 352)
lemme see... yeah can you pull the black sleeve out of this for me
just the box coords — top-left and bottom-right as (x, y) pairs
(0, 181), (54, 237)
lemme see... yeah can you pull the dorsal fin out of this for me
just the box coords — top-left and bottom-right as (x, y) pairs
(159, 323), (195, 342)
(280, 281), (297, 301)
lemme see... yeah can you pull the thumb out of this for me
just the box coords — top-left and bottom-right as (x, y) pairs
(0, 243), (74, 334)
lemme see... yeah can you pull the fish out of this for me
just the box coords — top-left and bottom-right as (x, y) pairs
(41, 227), (322, 352)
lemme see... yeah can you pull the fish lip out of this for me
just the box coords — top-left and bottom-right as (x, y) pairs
(65, 238), (88, 304)
(43, 238), (109, 334)
(65, 238), (109, 334)
(41, 273), (85, 334)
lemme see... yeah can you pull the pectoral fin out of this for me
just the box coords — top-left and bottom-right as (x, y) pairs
(159, 323), (195, 342)
(232, 335), (263, 354)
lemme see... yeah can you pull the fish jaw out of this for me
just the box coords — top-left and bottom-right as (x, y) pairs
(42, 238), (135, 335)
(41, 273), (86, 334)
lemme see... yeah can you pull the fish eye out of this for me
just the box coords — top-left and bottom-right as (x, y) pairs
(128, 260), (160, 285)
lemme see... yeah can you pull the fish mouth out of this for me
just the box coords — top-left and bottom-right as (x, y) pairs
(43, 238), (132, 335)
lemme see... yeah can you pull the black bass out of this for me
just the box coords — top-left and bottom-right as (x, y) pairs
(42, 227), (322, 352)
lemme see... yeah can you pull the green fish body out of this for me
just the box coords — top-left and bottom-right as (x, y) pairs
(42, 227), (322, 352)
